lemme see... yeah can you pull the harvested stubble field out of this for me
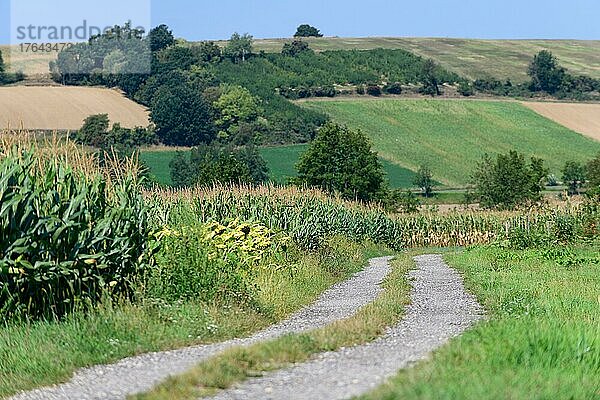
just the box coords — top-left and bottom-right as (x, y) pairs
(0, 86), (149, 130)
(0, 45), (57, 77)
(521, 101), (600, 141)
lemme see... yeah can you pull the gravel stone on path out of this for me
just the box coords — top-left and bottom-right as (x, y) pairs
(208, 254), (484, 400)
(10, 257), (393, 400)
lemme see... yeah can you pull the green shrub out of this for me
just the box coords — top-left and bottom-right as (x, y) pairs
(366, 85), (382, 96)
(383, 82), (403, 95)
(458, 81), (474, 96)
(0, 150), (153, 321)
(146, 219), (287, 304)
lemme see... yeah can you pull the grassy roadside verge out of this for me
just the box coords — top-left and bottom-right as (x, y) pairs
(133, 253), (414, 400)
(359, 245), (600, 399)
(0, 239), (385, 398)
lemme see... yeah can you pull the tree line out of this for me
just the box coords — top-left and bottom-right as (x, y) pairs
(0, 50), (25, 85)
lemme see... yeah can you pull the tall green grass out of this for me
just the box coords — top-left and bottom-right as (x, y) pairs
(360, 245), (600, 400)
(301, 99), (600, 186)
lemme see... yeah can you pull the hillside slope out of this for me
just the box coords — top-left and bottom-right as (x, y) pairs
(301, 99), (600, 186)
(521, 102), (600, 141)
(3, 38), (599, 84)
(0, 86), (149, 130)
(210, 37), (600, 82)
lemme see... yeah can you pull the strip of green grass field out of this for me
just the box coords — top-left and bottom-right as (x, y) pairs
(141, 146), (419, 188)
(301, 99), (600, 187)
(360, 245), (600, 399)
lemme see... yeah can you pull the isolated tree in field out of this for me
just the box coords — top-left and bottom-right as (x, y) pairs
(586, 153), (600, 188)
(282, 39), (312, 57)
(294, 24), (323, 37)
(562, 160), (586, 195)
(528, 50), (566, 94)
(151, 84), (215, 146)
(413, 165), (435, 197)
(296, 122), (385, 201)
(149, 24), (175, 52)
(419, 59), (440, 96)
(472, 151), (548, 209)
(224, 33), (253, 63)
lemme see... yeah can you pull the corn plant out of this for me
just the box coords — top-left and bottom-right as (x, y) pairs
(147, 184), (599, 251)
(0, 150), (154, 321)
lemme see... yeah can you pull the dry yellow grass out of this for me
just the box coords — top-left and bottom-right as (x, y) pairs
(0, 86), (149, 130)
(0, 44), (57, 76)
(522, 101), (600, 141)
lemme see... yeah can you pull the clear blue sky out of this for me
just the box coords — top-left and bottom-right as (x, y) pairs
(1, 0), (599, 42)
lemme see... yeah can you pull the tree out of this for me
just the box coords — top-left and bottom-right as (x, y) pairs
(294, 24), (323, 38)
(562, 160), (586, 195)
(150, 84), (216, 146)
(296, 122), (385, 201)
(224, 33), (253, 63)
(413, 165), (435, 197)
(196, 41), (222, 63)
(213, 85), (261, 140)
(419, 59), (440, 96)
(528, 50), (566, 94)
(149, 24), (175, 52)
(0, 50), (5, 83)
(458, 81), (474, 96)
(586, 153), (600, 188)
(366, 85), (382, 96)
(472, 151), (548, 209)
(383, 82), (402, 95)
(77, 114), (110, 147)
(282, 39), (312, 57)
(169, 151), (196, 187)
(387, 190), (420, 213)
(170, 144), (269, 187)
(153, 46), (198, 74)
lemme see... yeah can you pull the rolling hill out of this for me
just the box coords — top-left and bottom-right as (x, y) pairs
(0, 86), (149, 130)
(208, 37), (600, 82)
(300, 99), (600, 186)
(4, 37), (597, 84)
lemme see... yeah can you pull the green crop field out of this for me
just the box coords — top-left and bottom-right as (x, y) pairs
(204, 37), (600, 82)
(140, 150), (178, 185)
(142, 145), (419, 188)
(301, 99), (600, 187)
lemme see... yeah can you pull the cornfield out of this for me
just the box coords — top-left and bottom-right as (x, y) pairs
(147, 185), (600, 250)
(0, 133), (153, 320)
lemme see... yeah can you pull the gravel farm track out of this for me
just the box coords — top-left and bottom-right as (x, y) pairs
(10, 255), (483, 400)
